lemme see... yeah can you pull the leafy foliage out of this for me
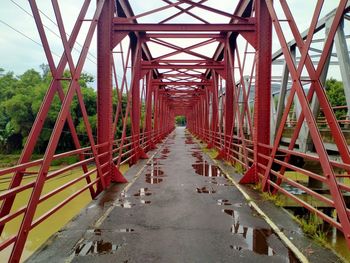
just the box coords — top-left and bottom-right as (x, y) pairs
(175, 115), (186, 126)
(0, 67), (130, 154)
(325, 78), (348, 121)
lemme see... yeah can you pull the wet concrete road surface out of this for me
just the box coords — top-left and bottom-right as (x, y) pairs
(28, 127), (300, 263)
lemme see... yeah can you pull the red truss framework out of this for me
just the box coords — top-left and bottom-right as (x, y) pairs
(0, 0), (350, 261)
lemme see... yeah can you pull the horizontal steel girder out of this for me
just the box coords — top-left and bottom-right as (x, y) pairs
(146, 33), (225, 39)
(142, 62), (224, 70)
(113, 21), (256, 32)
(154, 81), (210, 86)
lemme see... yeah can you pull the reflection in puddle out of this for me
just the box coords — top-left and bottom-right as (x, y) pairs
(206, 179), (233, 187)
(120, 190), (130, 198)
(118, 228), (134, 233)
(87, 228), (135, 235)
(196, 186), (216, 194)
(192, 161), (224, 177)
(115, 199), (135, 208)
(134, 188), (152, 196)
(217, 199), (232, 206)
(87, 229), (102, 236)
(222, 208), (277, 257)
(147, 159), (163, 166)
(145, 169), (164, 177)
(161, 148), (170, 155)
(75, 240), (120, 256)
(145, 177), (163, 184)
(185, 137), (195, 144)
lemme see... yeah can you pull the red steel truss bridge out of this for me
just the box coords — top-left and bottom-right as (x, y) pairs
(1, 0), (350, 262)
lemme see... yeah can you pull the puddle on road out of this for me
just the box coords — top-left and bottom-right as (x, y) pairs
(120, 190), (130, 198)
(87, 229), (102, 236)
(196, 186), (216, 194)
(222, 208), (299, 262)
(115, 199), (135, 208)
(118, 228), (135, 233)
(145, 169), (165, 177)
(134, 188), (152, 197)
(192, 161), (225, 178)
(74, 240), (121, 256)
(185, 138), (195, 144)
(217, 199), (232, 206)
(145, 177), (163, 184)
(191, 151), (204, 162)
(206, 178), (233, 187)
(87, 228), (135, 235)
(222, 208), (275, 255)
(145, 156), (166, 184)
(161, 148), (170, 155)
(147, 159), (163, 166)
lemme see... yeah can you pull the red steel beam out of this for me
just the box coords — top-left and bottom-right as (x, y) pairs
(97, 0), (114, 189)
(142, 63), (224, 70)
(154, 81), (210, 86)
(146, 33), (225, 38)
(160, 74), (204, 78)
(251, 0), (272, 182)
(159, 90), (204, 94)
(113, 21), (256, 32)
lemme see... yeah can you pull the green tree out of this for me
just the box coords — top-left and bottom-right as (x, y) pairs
(175, 116), (186, 126)
(0, 122), (14, 153)
(0, 66), (132, 154)
(325, 78), (347, 121)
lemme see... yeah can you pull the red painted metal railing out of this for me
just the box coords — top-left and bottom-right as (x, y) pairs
(190, 125), (350, 247)
(0, 127), (172, 257)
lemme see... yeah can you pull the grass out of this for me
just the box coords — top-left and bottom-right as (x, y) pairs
(0, 154), (42, 168)
(202, 147), (219, 159)
(252, 182), (262, 191)
(293, 213), (328, 246)
(0, 154), (78, 168)
(234, 162), (244, 174)
(261, 192), (285, 207)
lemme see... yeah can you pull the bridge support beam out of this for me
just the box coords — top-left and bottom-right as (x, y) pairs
(97, 0), (126, 186)
(240, 0), (272, 184)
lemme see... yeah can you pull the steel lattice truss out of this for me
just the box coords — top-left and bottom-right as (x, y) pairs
(0, 0), (350, 261)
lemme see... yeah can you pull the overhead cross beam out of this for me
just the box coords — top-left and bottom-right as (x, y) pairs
(113, 21), (256, 32)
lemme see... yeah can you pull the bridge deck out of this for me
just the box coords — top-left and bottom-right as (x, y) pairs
(28, 128), (341, 263)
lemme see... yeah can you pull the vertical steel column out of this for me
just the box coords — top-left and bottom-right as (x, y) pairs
(145, 72), (156, 149)
(254, 0), (272, 181)
(217, 39), (234, 159)
(154, 86), (159, 140)
(130, 37), (147, 164)
(131, 38), (140, 163)
(209, 72), (219, 147)
(204, 86), (210, 140)
(97, 0), (113, 188)
(240, 0), (272, 183)
(254, 1), (272, 184)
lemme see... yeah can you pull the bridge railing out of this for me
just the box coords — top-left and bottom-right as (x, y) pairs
(0, 127), (172, 260)
(256, 142), (350, 232)
(190, 127), (350, 241)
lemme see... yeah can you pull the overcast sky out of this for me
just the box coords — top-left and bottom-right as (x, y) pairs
(0, 0), (347, 86)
